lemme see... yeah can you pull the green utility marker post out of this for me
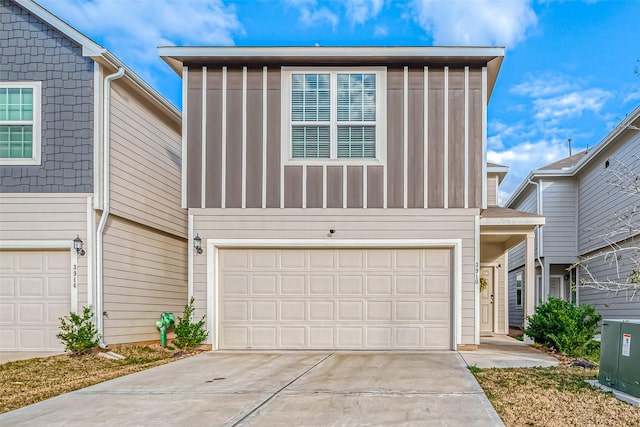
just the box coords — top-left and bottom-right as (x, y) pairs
(156, 312), (175, 347)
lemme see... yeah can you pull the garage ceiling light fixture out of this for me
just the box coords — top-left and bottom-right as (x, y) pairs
(194, 234), (203, 254)
(73, 235), (86, 256)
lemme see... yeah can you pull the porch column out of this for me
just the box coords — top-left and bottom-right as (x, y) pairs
(523, 231), (536, 344)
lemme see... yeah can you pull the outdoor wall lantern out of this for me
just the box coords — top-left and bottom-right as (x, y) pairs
(193, 234), (203, 255)
(73, 235), (86, 256)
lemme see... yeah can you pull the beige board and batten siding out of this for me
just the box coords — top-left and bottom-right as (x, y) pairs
(101, 214), (188, 344)
(486, 174), (498, 207)
(109, 80), (186, 238)
(0, 193), (90, 308)
(184, 65), (485, 210)
(190, 208), (478, 347)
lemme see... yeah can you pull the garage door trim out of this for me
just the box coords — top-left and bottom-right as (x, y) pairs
(205, 239), (462, 350)
(0, 240), (78, 315)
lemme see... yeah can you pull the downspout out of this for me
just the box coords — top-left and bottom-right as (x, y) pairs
(96, 67), (125, 348)
(527, 177), (545, 303)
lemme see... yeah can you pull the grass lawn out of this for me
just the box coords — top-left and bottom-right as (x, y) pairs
(0, 346), (189, 414)
(473, 365), (640, 427)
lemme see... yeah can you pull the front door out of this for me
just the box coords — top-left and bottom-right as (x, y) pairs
(480, 267), (494, 333)
(549, 276), (563, 299)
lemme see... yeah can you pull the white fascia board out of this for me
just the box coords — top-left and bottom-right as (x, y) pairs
(14, 0), (105, 57)
(479, 217), (545, 227)
(487, 166), (509, 174)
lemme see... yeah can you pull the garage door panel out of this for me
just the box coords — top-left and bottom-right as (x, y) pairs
(367, 301), (392, 321)
(338, 250), (364, 268)
(281, 300), (305, 320)
(0, 303), (15, 322)
(251, 275), (277, 294)
(424, 249), (450, 268)
(366, 250), (393, 269)
(219, 248), (451, 350)
(337, 275), (363, 295)
(48, 303), (69, 322)
(19, 278), (45, 296)
(224, 275), (249, 295)
(48, 277), (68, 297)
(309, 276), (334, 294)
(17, 253), (45, 270)
(19, 303), (44, 322)
(309, 301), (334, 321)
(366, 275), (392, 294)
(0, 278), (15, 296)
(281, 275), (305, 294)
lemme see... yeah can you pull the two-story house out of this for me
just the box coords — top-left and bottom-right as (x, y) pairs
(506, 105), (640, 328)
(159, 46), (544, 350)
(0, 0), (187, 353)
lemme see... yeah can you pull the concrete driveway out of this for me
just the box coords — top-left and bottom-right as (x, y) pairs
(0, 351), (503, 426)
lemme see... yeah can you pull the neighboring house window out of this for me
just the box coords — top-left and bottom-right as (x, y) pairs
(283, 68), (385, 164)
(516, 271), (523, 307)
(0, 82), (41, 165)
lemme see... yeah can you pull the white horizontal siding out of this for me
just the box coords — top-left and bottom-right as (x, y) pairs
(541, 178), (577, 260)
(191, 208), (479, 345)
(102, 215), (188, 344)
(109, 82), (187, 238)
(578, 131), (640, 254)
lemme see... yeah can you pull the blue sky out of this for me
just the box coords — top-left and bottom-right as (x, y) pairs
(39, 0), (640, 201)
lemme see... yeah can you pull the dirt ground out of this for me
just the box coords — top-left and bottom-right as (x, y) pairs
(474, 365), (640, 427)
(0, 345), (194, 414)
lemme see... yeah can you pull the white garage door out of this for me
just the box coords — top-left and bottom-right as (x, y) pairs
(0, 250), (71, 351)
(219, 248), (452, 350)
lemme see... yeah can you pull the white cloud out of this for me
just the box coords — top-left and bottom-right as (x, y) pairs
(344, 0), (384, 25)
(374, 25), (389, 37)
(285, 0), (339, 29)
(410, 0), (537, 47)
(39, 0), (242, 102)
(510, 74), (578, 97)
(533, 89), (612, 122)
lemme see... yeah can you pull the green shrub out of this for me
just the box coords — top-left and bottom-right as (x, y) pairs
(56, 306), (100, 352)
(524, 297), (602, 357)
(172, 297), (208, 351)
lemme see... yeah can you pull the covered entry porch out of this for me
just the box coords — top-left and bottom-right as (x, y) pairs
(478, 207), (545, 342)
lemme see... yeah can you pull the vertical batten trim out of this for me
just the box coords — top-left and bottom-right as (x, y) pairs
(443, 66), (449, 209)
(464, 66), (469, 209)
(241, 66), (247, 209)
(201, 66), (207, 208)
(363, 164), (368, 209)
(302, 164), (307, 208)
(322, 164), (327, 208)
(181, 66), (188, 208)
(187, 214), (193, 300)
(482, 66), (488, 209)
(262, 66), (267, 209)
(403, 66), (408, 209)
(423, 66), (429, 208)
(221, 66), (227, 209)
(383, 164), (387, 209)
(343, 164), (347, 208)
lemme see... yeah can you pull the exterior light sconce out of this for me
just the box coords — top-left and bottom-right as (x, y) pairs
(73, 235), (86, 256)
(328, 229), (335, 238)
(193, 234), (203, 255)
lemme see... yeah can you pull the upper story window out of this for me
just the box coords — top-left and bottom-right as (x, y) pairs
(0, 82), (41, 166)
(283, 68), (386, 164)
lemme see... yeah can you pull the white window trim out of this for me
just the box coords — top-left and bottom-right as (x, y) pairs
(0, 81), (42, 166)
(281, 67), (387, 166)
(515, 271), (523, 308)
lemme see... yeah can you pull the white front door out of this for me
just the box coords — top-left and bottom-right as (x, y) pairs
(480, 267), (494, 333)
(549, 276), (563, 299)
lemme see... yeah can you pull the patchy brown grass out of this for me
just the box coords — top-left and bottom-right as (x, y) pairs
(0, 346), (195, 414)
(474, 366), (640, 427)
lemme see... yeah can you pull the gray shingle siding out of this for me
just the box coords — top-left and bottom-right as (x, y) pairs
(0, 0), (93, 192)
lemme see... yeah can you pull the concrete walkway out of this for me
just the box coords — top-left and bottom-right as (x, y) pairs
(458, 334), (559, 368)
(0, 351), (504, 426)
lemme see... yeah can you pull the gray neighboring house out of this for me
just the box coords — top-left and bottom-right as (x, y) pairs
(0, 0), (187, 352)
(505, 105), (640, 328)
